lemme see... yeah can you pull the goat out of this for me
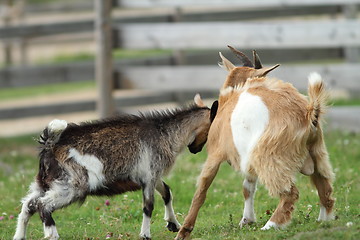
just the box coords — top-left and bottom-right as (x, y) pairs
(175, 47), (335, 239)
(13, 94), (218, 240)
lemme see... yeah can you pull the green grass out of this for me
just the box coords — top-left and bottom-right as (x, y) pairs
(35, 49), (171, 65)
(0, 131), (359, 239)
(330, 98), (360, 107)
(0, 81), (95, 102)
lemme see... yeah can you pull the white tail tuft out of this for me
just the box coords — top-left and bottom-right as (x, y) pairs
(308, 72), (322, 86)
(48, 119), (68, 132)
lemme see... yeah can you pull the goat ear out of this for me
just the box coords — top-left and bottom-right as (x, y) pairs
(210, 100), (219, 122)
(256, 64), (280, 76)
(218, 52), (235, 71)
(194, 93), (206, 107)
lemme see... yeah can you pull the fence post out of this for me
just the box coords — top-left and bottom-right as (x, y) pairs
(343, 4), (359, 63)
(2, 0), (13, 66)
(94, 0), (115, 118)
(171, 7), (186, 65)
(19, 0), (28, 66)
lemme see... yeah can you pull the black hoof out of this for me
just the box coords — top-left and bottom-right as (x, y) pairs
(166, 222), (180, 232)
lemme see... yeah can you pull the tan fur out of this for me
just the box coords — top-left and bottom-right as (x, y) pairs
(175, 51), (335, 239)
(270, 185), (299, 225)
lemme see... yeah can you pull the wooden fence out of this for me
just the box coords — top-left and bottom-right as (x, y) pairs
(0, 0), (360, 119)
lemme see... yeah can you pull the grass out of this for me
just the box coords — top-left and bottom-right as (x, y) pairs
(0, 81), (95, 102)
(329, 98), (360, 107)
(34, 49), (172, 65)
(0, 131), (359, 239)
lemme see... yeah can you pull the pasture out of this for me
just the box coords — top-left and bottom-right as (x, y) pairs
(0, 130), (359, 239)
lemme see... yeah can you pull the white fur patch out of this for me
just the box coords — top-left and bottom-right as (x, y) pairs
(308, 72), (322, 86)
(140, 213), (151, 239)
(43, 224), (59, 240)
(14, 182), (43, 240)
(69, 148), (105, 191)
(164, 201), (181, 229)
(131, 146), (153, 195)
(230, 91), (269, 174)
(220, 86), (234, 96)
(40, 180), (76, 212)
(318, 205), (334, 221)
(240, 179), (257, 228)
(48, 119), (68, 133)
(261, 221), (278, 230)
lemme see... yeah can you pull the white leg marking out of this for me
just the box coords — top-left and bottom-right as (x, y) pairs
(164, 201), (181, 229)
(140, 213), (151, 239)
(261, 221), (279, 230)
(13, 204), (31, 240)
(240, 179), (257, 228)
(69, 148), (105, 191)
(43, 224), (59, 240)
(230, 91), (269, 174)
(14, 182), (41, 240)
(318, 205), (334, 221)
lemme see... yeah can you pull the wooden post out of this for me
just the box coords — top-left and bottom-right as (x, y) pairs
(18, 0), (28, 66)
(94, 0), (115, 118)
(343, 4), (359, 63)
(3, 0), (13, 66)
(171, 7), (186, 65)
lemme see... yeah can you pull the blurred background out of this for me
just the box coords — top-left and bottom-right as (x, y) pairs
(0, 0), (359, 136)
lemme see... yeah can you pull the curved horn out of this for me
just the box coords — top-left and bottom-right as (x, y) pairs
(227, 45), (254, 68)
(253, 50), (263, 69)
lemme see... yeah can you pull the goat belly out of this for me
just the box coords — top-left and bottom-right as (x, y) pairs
(230, 91), (269, 174)
(91, 180), (141, 196)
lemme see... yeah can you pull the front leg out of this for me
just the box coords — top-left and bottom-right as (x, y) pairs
(156, 180), (181, 232)
(140, 183), (155, 240)
(175, 158), (221, 240)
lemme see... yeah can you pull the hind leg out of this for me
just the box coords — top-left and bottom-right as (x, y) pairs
(14, 182), (42, 240)
(155, 180), (181, 232)
(261, 185), (299, 230)
(239, 176), (257, 228)
(311, 171), (335, 221)
(39, 208), (59, 240)
(37, 182), (81, 240)
(309, 127), (335, 221)
(140, 181), (156, 240)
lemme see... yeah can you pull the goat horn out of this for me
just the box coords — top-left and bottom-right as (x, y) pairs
(227, 45), (254, 68)
(253, 50), (263, 69)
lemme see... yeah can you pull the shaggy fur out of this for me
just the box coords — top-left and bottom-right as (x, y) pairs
(14, 95), (218, 240)
(176, 48), (335, 239)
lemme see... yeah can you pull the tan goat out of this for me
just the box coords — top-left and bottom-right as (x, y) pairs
(175, 47), (335, 239)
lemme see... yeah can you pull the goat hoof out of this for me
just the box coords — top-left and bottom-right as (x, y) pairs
(239, 217), (255, 228)
(175, 227), (192, 240)
(166, 222), (180, 232)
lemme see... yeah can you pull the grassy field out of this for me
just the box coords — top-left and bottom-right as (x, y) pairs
(0, 131), (359, 240)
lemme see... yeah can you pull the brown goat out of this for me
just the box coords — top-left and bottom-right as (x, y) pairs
(175, 47), (335, 239)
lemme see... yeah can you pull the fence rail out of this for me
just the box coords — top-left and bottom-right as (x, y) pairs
(0, 0), (360, 119)
(116, 20), (360, 50)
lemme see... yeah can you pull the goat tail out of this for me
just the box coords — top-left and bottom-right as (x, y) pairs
(37, 119), (67, 190)
(38, 119), (68, 148)
(307, 72), (328, 127)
